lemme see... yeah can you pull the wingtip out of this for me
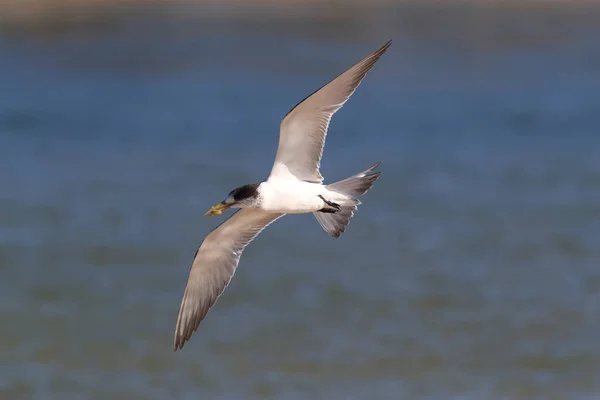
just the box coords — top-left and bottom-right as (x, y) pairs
(173, 335), (186, 351)
(173, 324), (188, 351)
(380, 40), (392, 52)
(369, 41), (392, 63)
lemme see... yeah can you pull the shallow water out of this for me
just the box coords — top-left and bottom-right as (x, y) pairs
(1, 4), (600, 399)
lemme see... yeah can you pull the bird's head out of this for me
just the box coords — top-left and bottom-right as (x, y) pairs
(204, 183), (261, 217)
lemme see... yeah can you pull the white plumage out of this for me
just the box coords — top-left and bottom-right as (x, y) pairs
(173, 40), (391, 350)
(258, 178), (351, 214)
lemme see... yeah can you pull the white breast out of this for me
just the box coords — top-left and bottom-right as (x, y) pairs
(258, 179), (325, 214)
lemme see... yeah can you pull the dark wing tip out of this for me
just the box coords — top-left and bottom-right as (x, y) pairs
(173, 316), (199, 351)
(173, 321), (188, 351)
(174, 324), (188, 351)
(283, 40), (392, 121)
(174, 338), (182, 351)
(173, 291), (202, 351)
(359, 39), (392, 70)
(376, 40), (393, 56)
(366, 40), (393, 65)
(174, 276), (226, 351)
(347, 40), (392, 89)
(174, 334), (191, 351)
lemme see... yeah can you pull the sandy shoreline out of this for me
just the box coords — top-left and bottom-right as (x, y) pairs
(2, 0), (600, 35)
(2, 0), (599, 17)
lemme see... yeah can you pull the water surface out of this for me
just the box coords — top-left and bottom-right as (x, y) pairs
(1, 4), (600, 399)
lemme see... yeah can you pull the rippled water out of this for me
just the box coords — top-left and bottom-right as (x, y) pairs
(1, 4), (600, 399)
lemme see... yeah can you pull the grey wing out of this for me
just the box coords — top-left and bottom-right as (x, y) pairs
(174, 209), (284, 350)
(269, 40), (392, 183)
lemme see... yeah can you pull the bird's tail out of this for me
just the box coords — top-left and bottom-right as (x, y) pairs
(313, 162), (381, 238)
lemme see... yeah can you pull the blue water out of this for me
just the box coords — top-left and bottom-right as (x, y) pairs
(1, 4), (600, 398)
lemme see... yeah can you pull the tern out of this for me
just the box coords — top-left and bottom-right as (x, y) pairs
(174, 40), (391, 350)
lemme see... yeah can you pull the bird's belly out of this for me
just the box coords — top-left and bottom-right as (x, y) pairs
(260, 181), (323, 214)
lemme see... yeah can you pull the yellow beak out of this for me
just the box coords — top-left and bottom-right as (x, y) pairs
(204, 201), (230, 217)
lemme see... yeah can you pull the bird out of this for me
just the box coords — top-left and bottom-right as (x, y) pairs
(174, 40), (391, 350)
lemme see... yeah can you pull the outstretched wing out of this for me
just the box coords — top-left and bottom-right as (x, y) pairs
(269, 40), (392, 183)
(174, 209), (284, 350)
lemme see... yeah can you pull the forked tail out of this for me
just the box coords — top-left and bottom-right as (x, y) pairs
(313, 162), (381, 238)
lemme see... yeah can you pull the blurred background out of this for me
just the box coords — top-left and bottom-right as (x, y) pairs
(1, 0), (600, 399)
